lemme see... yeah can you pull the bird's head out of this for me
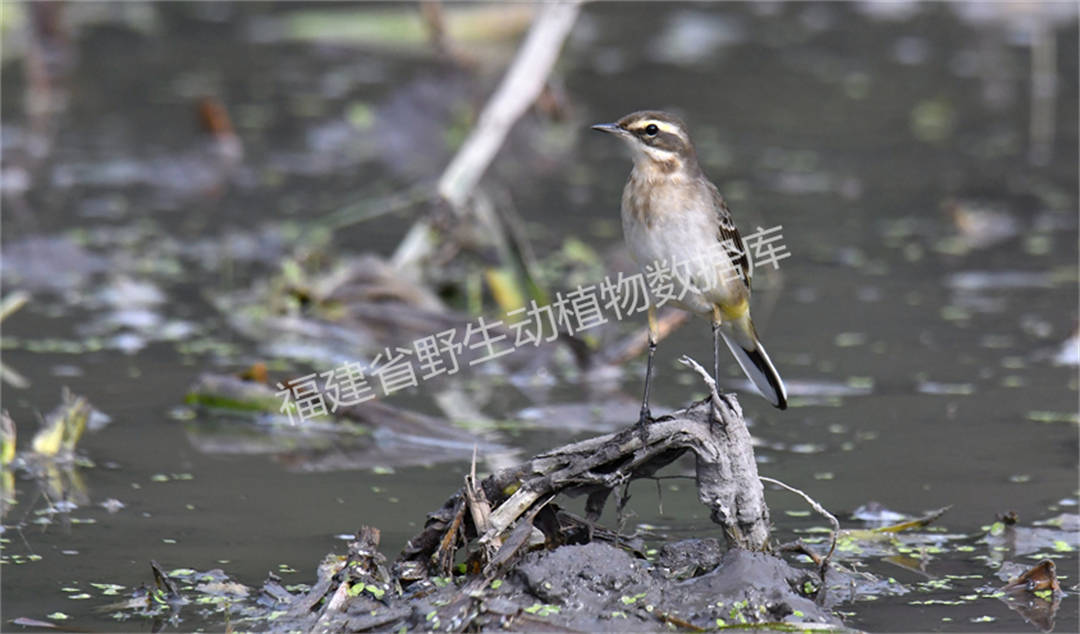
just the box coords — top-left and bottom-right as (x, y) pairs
(591, 110), (697, 174)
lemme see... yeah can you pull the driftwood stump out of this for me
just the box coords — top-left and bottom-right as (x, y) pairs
(398, 356), (770, 579)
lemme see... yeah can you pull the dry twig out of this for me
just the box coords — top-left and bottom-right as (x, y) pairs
(393, 1), (582, 275)
(398, 355), (771, 579)
(435, 1), (581, 210)
(760, 476), (840, 578)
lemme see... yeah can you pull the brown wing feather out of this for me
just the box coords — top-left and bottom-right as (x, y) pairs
(709, 183), (752, 290)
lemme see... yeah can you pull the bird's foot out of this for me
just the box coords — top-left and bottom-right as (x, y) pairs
(716, 391), (735, 412)
(709, 391), (737, 431)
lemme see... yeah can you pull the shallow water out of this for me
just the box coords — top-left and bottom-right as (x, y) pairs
(2, 2), (1077, 632)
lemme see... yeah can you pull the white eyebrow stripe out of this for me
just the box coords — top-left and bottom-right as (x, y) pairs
(652, 121), (685, 138)
(630, 119), (686, 143)
(629, 120), (687, 141)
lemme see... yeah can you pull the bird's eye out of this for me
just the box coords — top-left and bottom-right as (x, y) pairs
(644, 124), (659, 136)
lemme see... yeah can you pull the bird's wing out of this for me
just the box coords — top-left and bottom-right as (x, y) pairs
(709, 183), (752, 290)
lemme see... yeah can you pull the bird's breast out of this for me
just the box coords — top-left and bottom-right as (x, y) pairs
(621, 175), (713, 263)
(620, 176), (746, 316)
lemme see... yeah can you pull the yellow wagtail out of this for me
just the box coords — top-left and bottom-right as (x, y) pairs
(592, 110), (788, 427)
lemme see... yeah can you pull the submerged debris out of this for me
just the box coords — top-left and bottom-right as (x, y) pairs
(996, 559), (1065, 632)
(185, 373), (503, 471)
(1001, 559), (1061, 595)
(2, 390), (105, 523)
(30, 389), (91, 458)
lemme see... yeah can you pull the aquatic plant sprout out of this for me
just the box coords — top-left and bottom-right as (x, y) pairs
(275, 225), (791, 424)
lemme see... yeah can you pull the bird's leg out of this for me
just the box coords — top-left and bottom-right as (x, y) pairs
(712, 322), (721, 386)
(711, 307), (724, 386)
(711, 307), (734, 412)
(637, 305), (659, 445)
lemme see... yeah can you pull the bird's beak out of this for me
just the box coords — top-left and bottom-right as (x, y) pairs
(590, 122), (624, 135)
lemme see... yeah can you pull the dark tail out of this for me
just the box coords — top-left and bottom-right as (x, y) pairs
(720, 322), (788, 409)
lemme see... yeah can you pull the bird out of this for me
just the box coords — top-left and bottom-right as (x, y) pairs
(592, 110), (788, 429)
